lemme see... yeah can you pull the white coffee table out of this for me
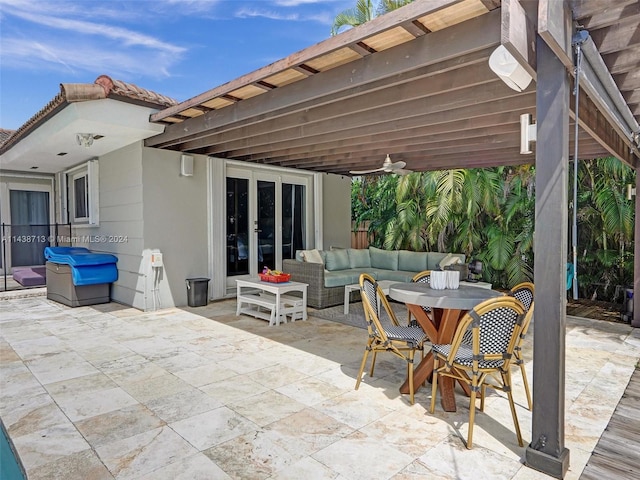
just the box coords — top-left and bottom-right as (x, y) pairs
(344, 279), (395, 314)
(236, 278), (308, 326)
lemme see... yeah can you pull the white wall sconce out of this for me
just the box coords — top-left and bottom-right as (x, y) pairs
(180, 154), (194, 176)
(520, 113), (537, 154)
(489, 45), (533, 92)
(627, 184), (636, 200)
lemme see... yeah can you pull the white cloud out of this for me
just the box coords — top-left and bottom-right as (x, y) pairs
(0, 0), (187, 77)
(235, 7), (301, 21)
(6, 10), (185, 54)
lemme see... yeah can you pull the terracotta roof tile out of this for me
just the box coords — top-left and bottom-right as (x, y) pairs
(0, 128), (15, 145)
(0, 75), (177, 155)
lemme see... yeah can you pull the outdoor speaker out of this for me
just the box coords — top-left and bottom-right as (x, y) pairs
(180, 155), (194, 176)
(488, 45), (533, 93)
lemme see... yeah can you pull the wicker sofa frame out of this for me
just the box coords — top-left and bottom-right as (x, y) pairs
(282, 259), (346, 309)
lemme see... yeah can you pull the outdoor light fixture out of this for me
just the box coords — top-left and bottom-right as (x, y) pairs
(520, 113), (537, 154)
(488, 45), (533, 92)
(76, 133), (95, 147)
(627, 184), (636, 200)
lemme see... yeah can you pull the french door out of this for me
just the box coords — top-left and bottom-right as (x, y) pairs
(225, 167), (310, 290)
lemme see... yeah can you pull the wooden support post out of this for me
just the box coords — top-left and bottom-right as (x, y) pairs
(525, 36), (570, 478)
(633, 174), (640, 328)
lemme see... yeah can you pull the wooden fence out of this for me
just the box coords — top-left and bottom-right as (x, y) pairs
(351, 221), (371, 249)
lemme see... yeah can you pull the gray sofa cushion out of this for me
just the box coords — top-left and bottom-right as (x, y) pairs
(325, 249), (350, 271)
(376, 270), (416, 283)
(369, 246), (399, 270)
(398, 250), (428, 273)
(347, 248), (371, 268)
(324, 269), (363, 287)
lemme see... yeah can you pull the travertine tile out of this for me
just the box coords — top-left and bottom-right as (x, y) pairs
(26, 448), (114, 480)
(312, 431), (413, 480)
(74, 403), (165, 448)
(95, 426), (198, 479)
(169, 406), (258, 450)
(136, 453), (232, 480)
(25, 351), (99, 385)
(229, 389), (307, 427)
(12, 421), (91, 470)
(144, 387), (223, 423)
(1, 295), (636, 480)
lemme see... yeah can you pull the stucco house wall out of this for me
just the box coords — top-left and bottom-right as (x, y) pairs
(322, 173), (352, 249)
(68, 142), (146, 309)
(141, 147), (209, 309)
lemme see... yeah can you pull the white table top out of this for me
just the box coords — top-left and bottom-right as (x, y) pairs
(389, 283), (502, 310)
(236, 278), (308, 289)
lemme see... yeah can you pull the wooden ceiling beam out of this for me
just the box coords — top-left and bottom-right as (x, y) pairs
(151, 0), (463, 122)
(235, 110), (524, 161)
(573, 86), (637, 166)
(283, 129), (599, 171)
(178, 48), (496, 152)
(588, 13), (640, 54)
(195, 79), (522, 156)
(146, 9), (501, 147)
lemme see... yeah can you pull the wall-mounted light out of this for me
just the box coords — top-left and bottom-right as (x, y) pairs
(520, 113), (537, 154)
(488, 45), (533, 92)
(76, 133), (95, 147)
(627, 184), (636, 200)
(180, 154), (194, 176)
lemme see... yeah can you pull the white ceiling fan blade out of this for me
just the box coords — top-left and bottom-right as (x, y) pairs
(349, 166), (385, 174)
(390, 160), (406, 170)
(395, 168), (413, 175)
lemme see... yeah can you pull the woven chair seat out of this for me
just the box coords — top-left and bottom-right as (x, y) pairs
(432, 343), (506, 368)
(380, 325), (428, 347)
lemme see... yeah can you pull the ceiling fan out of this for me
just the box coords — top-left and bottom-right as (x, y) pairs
(349, 154), (412, 175)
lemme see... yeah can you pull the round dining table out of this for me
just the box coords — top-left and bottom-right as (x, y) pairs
(389, 282), (503, 411)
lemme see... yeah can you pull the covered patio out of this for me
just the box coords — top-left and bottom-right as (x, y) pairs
(145, 2), (640, 477)
(1, 292), (638, 479)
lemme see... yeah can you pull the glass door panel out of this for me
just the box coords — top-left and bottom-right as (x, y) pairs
(257, 180), (276, 272)
(226, 177), (249, 276)
(282, 183), (305, 260)
(9, 190), (50, 267)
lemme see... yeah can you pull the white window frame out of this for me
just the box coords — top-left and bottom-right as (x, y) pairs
(62, 159), (99, 226)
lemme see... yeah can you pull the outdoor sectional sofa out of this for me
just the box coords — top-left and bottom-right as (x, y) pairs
(283, 247), (465, 309)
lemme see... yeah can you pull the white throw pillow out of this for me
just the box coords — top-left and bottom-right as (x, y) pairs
(438, 253), (461, 269)
(302, 249), (324, 264)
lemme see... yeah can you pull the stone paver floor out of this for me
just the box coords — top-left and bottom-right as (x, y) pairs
(1, 294), (639, 479)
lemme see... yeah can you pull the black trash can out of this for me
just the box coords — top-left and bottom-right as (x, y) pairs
(186, 277), (210, 307)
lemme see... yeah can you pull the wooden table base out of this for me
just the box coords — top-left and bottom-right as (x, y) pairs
(399, 305), (468, 412)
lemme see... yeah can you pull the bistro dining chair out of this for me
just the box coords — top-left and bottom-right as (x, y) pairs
(506, 282), (534, 410)
(355, 273), (428, 405)
(480, 282), (535, 411)
(407, 270), (432, 326)
(430, 295), (526, 449)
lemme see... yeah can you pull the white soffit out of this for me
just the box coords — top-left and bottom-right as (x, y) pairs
(0, 99), (165, 174)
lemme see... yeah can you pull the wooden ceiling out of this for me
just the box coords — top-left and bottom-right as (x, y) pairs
(146, 0), (640, 175)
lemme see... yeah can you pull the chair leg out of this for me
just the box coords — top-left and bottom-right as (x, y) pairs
(467, 374), (478, 449)
(369, 351), (378, 377)
(430, 358), (439, 413)
(503, 371), (524, 447)
(408, 350), (415, 405)
(355, 348), (370, 390)
(520, 362), (533, 411)
(480, 383), (486, 411)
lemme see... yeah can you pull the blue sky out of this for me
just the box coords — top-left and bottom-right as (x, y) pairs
(0, 0), (354, 130)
